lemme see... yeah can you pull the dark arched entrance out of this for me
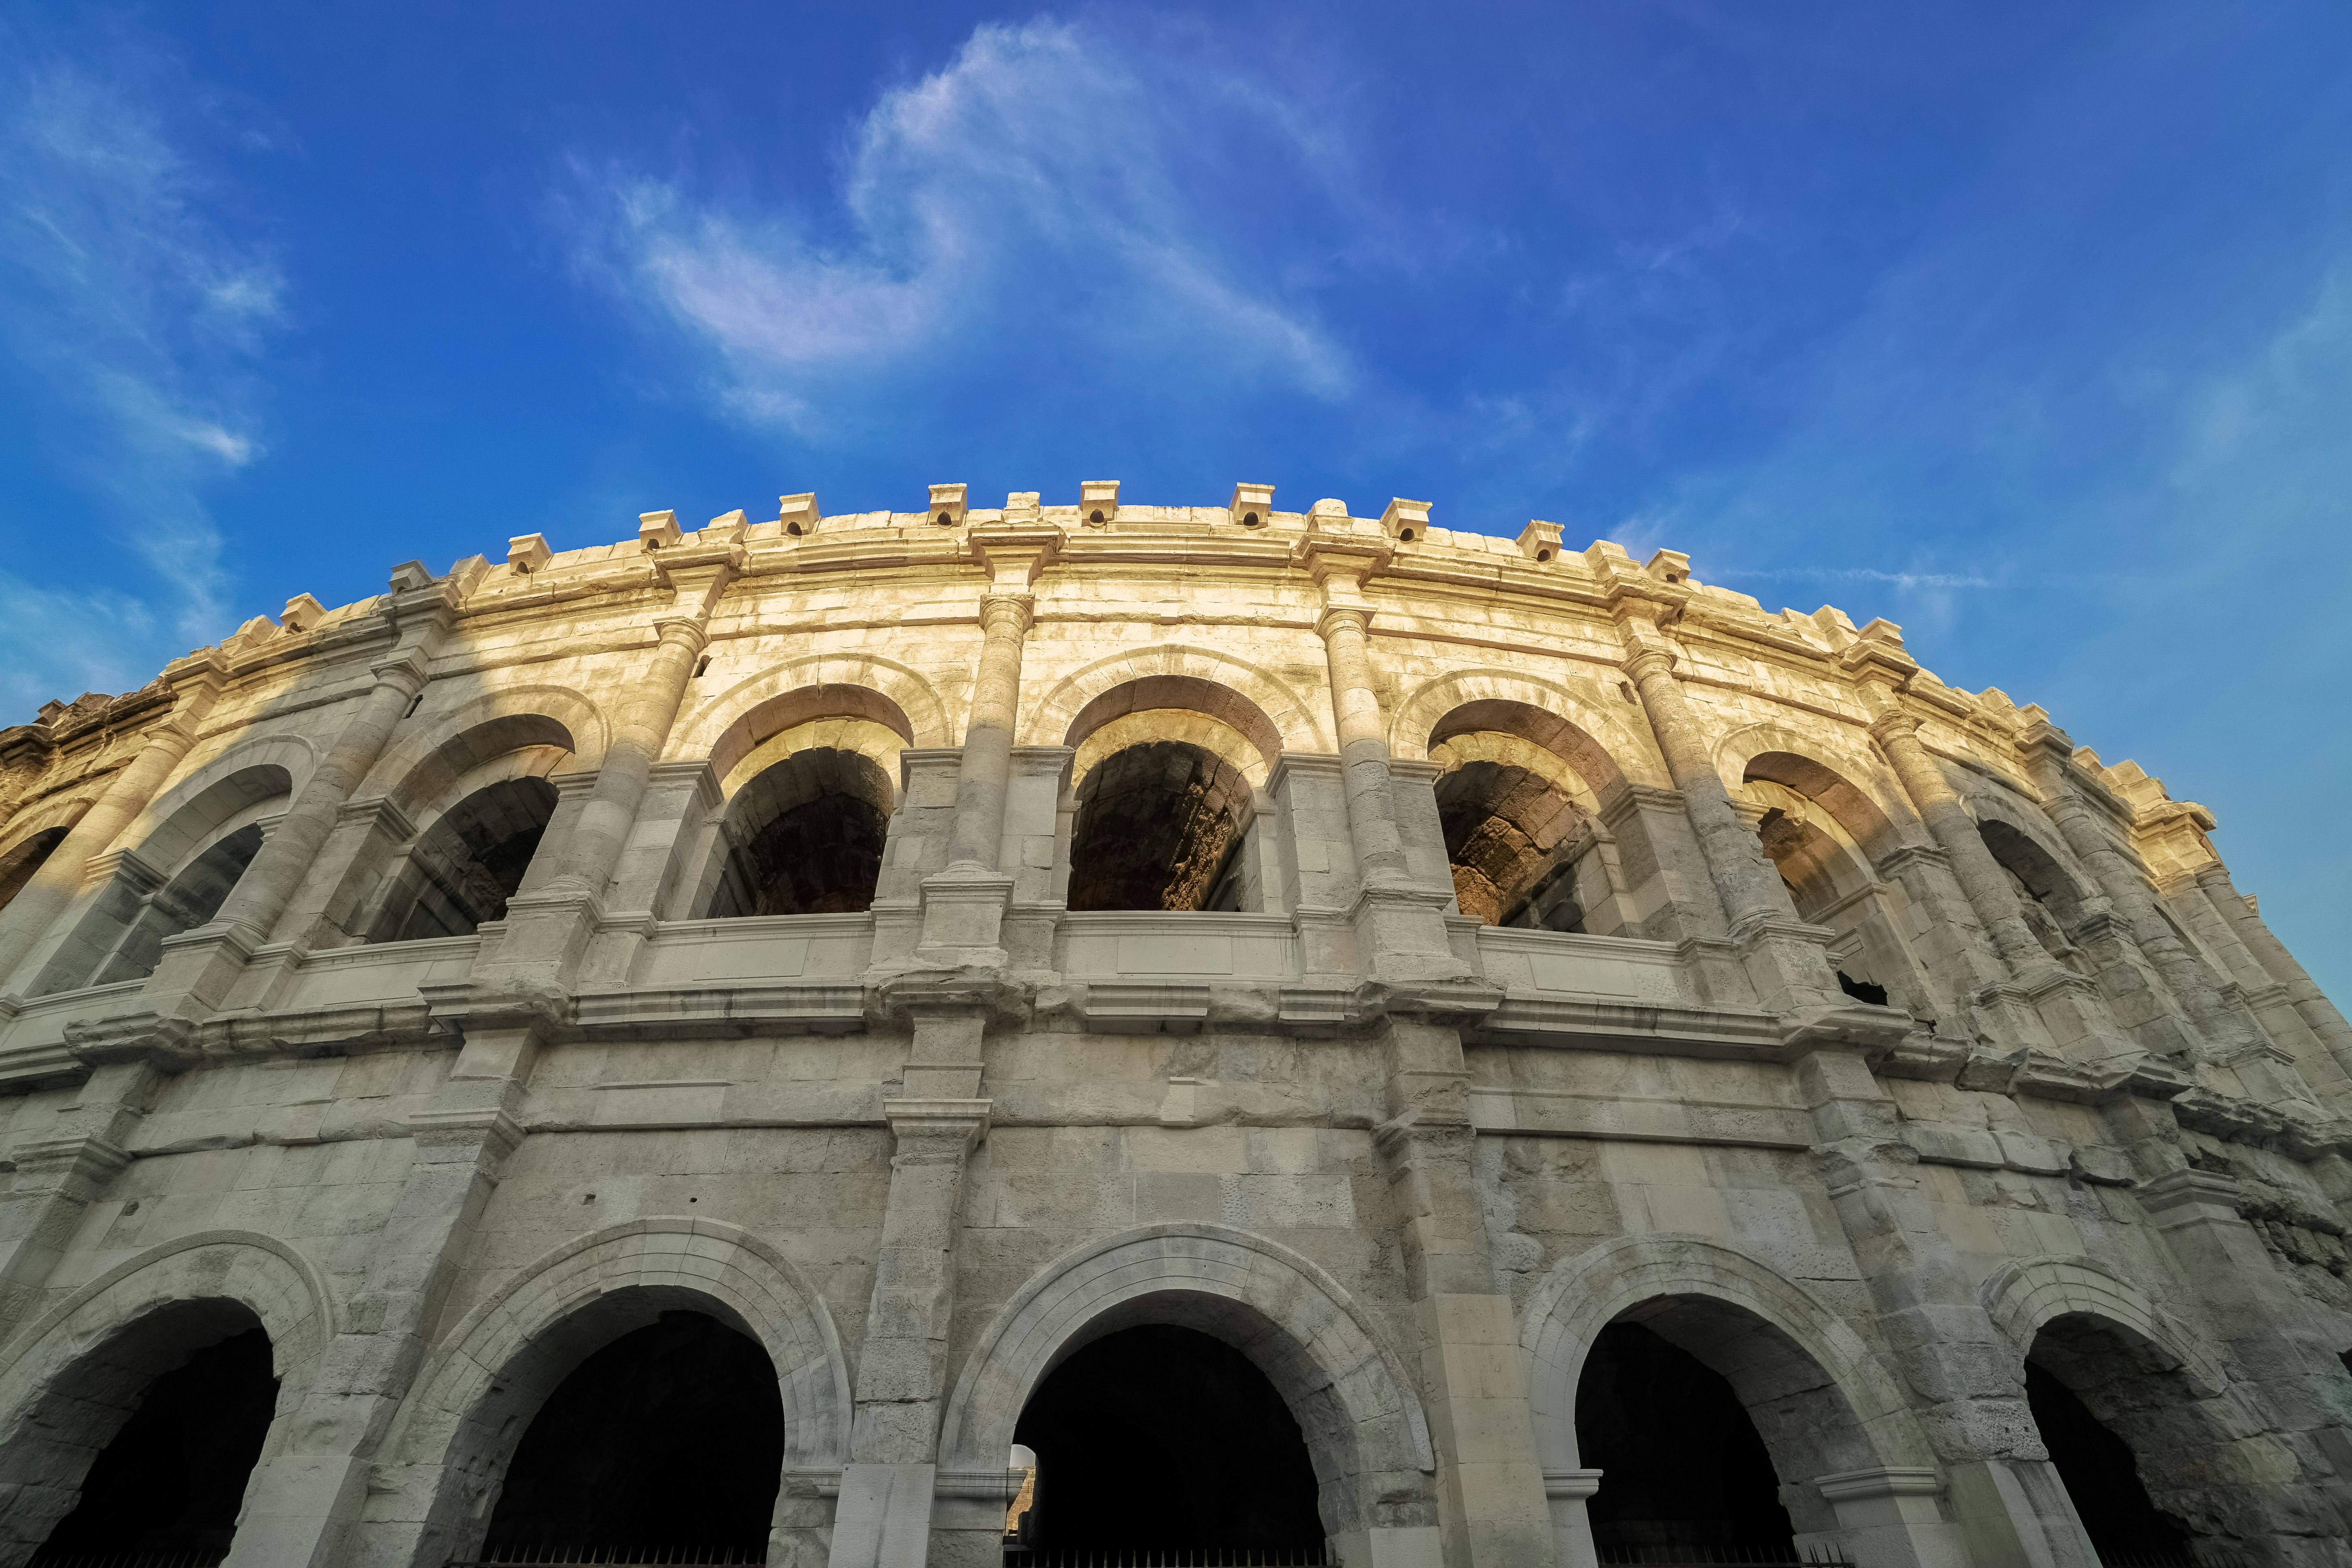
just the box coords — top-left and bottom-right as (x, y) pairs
(27, 1321), (279, 1568)
(1576, 1321), (1797, 1556)
(1012, 1324), (1325, 1559)
(704, 749), (891, 917)
(0, 829), (65, 917)
(483, 1310), (783, 1561)
(368, 777), (558, 942)
(2025, 1334), (2195, 1562)
(1067, 743), (1250, 911)
(1434, 759), (1586, 928)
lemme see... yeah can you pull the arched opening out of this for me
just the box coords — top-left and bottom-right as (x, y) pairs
(1435, 759), (1587, 929)
(1979, 819), (2090, 973)
(1012, 1324), (1325, 1559)
(2024, 1317), (2205, 1562)
(1067, 742), (1250, 912)
(367, 776), (557, 942)
(1576, 1321), (1797, 1557)
(0, 1301), (279, 1568)
(32, 1328), (277, 1568)
(1420, 699), (1629, 935)
(90, 822), (267, 986)
(1750, 771), (1928, 1020)
(0, 829), (66, 915)
(703, 747), (892, 917)
(483, 1310), (784, 1561)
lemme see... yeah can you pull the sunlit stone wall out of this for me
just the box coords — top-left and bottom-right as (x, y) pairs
(0, 485), (2346, 1568)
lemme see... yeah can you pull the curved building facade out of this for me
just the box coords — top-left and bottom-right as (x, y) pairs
(0, 485), (2346, 1568)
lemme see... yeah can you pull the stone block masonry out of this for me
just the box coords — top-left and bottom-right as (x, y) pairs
(0, 487), (2342, 1568)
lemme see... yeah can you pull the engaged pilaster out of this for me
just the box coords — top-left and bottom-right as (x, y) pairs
(1302, 540), (1471, 985)
(1617, 617), (1844, 1018)
(141, 579), (449, 1019)
(227, 993), (549, 1568)
(916, 526), (1056, 969)
(2195, 862), (2352, 1088)
(1371, 1011), (1556, 1568)
(831, 1019), (991, 1568)
(2019, 724), (2271, 1069)
(486, 540), (740, 985)
(0, 652), (225, 994)
(1844, 666), (2102, 1057)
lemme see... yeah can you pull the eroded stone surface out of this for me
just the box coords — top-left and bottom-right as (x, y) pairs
(0, 493), (2341, 1568)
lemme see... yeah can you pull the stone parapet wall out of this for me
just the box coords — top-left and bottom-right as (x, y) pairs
(0, 489), (2343, 1568)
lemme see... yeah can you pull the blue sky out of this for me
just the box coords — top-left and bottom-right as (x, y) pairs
(2, 2), (2346, 993)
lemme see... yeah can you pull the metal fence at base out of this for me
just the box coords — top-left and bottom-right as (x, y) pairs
(28, 1553), (230, 1568)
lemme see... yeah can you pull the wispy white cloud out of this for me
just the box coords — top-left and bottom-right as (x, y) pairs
(0, 43), (282, 716)
(567, 17), (1351, 433)
(1725, 566), (1995, 590)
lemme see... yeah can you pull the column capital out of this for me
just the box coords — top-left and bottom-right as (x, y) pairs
(977, 593), (1034, 637)
(369, 652), (432, 698)
(1867, 708), (1922, 746)
(1314, 603), (1370, 641)
(653, 617), (711, 655)
(1618, 643), (1676, 682)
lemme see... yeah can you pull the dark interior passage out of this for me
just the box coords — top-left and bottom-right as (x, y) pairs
(707, 748), (891, 917)
(2025, 1360), (2192, 1560)
(90, 822), (267, 986)
(34, 1327), (279, 1565)
(483, 1311), (783, 1557)
(0, 828), (65, 916)
(1436, 759), (1584, 929)
(1575, 1321), (1797, 1553)
(1013, 1324), (1324, 1554)
(1067, 742), (1250, 912)
(377, 776), (557, 942)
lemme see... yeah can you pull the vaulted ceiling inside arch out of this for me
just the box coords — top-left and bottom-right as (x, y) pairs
(1068, 741), (1249, 912)
(1436, 760), (1584, 927)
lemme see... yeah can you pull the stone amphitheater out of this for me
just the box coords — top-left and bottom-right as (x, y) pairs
(0, 483), (2346, 1568)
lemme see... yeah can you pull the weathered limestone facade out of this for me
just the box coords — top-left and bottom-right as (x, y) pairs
(0, 485), (2347, 1568)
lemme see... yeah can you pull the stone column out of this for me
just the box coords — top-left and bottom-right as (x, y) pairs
(1307, 569), (1410, 891)
(1846, 686), (2108, 1057)
(2123, 1162), (2352, 1559)
(547, 623), (708, 899)
(2164, 868), (2347, 1106)
(2019, 725), (2266, 1060)
(0, 1050), (174, 1341)
(1795, 1049), (2103, 1568)
(1617, 620), (1842, 1016)
(1303, 545), (1468, 984)
(2196, 863), (2352, 1081)
(943, 596), (1031, 873)
(0, 653), (225, 993)
(486, 547), (738, 983)
(141, 648), (437, 1019)
(1616, 627), (1784, 929)
(1372, 1012), (1555, 1568)
(915, 529), (1055, 969)
(829, 1011), (992, 1568)
(230, 1000), (547, 1568)
(1865, 711), (2050, 982)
